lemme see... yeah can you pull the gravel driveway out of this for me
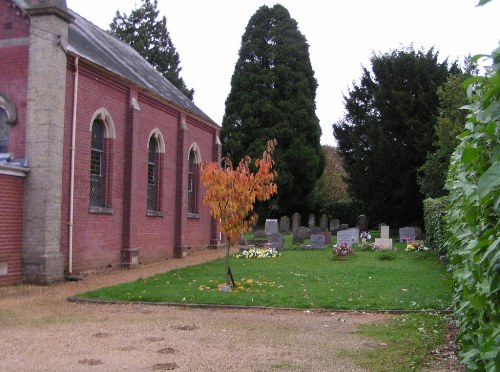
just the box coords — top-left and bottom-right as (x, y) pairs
(0, 248), (455, 371)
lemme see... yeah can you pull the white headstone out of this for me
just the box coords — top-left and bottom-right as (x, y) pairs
(381, 225), (390, 239)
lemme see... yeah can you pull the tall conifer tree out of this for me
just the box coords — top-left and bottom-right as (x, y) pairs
(333, 47), (450, 226)
(110, 0), (194, 100)
(221, 4), (324, 215)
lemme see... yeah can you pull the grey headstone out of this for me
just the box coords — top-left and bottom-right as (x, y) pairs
(268, 233), (284, 249)
(310, 234), (326, 249)
(279, 216), (291, 233)
(292, 227), (308, 244)
(291, 212), (301, 230)
(356, 214), (369, 231)
(310, 226), (321, 234)
(380, 225), (390, 239)
(399, 227), (416, 242)
(319, 214), (329, 231)
(265, 219), (278, 235)
(346, 228), (360, 244)
(330, 219), (340, 232)
(337, 230), (355, 248)
(308, 213), (316, 227)
(253, 230), (267, 239)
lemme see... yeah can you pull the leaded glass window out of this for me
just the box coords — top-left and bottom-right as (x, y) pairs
(90, 120), (105, 207)
(147, 138), (157, 211)
(0, 108), (8, 153)
(188, 149), (197, 213)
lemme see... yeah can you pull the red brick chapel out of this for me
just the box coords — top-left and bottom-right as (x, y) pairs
(0, 0), (221, 285)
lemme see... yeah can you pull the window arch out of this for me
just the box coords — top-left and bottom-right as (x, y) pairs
(147, 129), (164, 214)
(89, 109), (115, 211)
(188, 144), (201, 216)
(0, 92), (17, 154)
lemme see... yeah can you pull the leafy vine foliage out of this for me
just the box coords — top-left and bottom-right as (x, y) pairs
(445, 45), (499, 370)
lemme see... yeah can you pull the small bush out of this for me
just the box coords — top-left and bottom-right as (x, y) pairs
(375, 250), (397, 260)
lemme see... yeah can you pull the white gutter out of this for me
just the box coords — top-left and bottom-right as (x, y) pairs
(68, 56), (79, 275)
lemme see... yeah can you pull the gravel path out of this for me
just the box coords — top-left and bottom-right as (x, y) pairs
(0, 247), (453, 371)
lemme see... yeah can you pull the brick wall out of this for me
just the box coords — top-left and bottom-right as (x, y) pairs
(0, 172), (25, 286)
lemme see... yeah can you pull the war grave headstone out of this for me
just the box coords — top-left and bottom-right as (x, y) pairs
(279, 216), (290, 233)
(356, 214), (369, 231)
(380, 225), (390, 239)
(319, 214), (329, 231)
(310, 234), (326, 249)
(399, 227), (416, 242)
(265, 219), (279, 235)
(330, 219), (340, 232)
(337, 230), (355, 248)
(268, 233), (284, 249)
(291, 212), (301, 230)
(308, 214), (315, 227)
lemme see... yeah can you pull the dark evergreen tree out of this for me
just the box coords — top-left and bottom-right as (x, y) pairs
(418, 58), (477, 198)
(221, 4), (325, 215)
(333, 47), (450, 226)
(110, 0), (194, 100)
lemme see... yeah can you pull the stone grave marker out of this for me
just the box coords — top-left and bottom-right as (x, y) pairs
(310, 226), (321, 234)
(253, 230), (267, 239)
(319, 214), (329, 231)
(308, 213), (315, 227)
(330, 219), (340, 232)
(310, 234), (326, 249)
(320, 231), (332, 244)
(292, 227), (308, 244)
(380, 225), (390, 239)
(268, 233), (284, 249)
(279, 216), (290, 233)
(356, 214), (369, 231)
(374, 238), (393, 249)
(399, 227), (416, 242)
(337, 230), (355, 248)
(347, 228), (360, 244)
(265, 219), (278, 235)
(291, 212), (301, 230)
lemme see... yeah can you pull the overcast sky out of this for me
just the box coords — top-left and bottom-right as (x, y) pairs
(66, 0), (500, 146)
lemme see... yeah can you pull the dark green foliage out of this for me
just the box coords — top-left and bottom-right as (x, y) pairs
(319, 200), (363, 226)
(333, 47), (450, 227)
(109, 0), (194, 100)
(418, 60), (476, 198)
(423, 197), (449, 254)
(221, 4), (325, 215)
(445, 46), (499, 370)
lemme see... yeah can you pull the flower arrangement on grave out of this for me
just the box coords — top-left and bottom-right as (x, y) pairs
(401, 236), (413, 243)
(332, 242), (353, 257)
(235, 244), (281, 259)
(360, 230), (372, 241)
(405, 242), (429, 252)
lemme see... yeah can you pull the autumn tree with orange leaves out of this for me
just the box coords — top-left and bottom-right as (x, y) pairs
(201, 140), (278, 286)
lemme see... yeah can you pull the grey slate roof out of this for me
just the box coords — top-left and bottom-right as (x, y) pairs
(12, 0), (217, 126)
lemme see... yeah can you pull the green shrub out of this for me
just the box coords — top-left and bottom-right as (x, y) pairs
(423, 196), (449, 254)
(445, 46), (499, 370)
(375, 249), (397, 260)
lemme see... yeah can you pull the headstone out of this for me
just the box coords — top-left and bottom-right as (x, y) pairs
(279, 216), (291, 233)
(265, 219), (278, 235)
(346, 228), (360, 244)
(310, 226), (321, 234)
(380, 225), (390, 239)
(308, 213), (315, 227)
(337, 230), (355, 248)
(292, 227), (309, 244)
(330, 219), (340, 232)
(310, 234), (326, 249)
(320, 231), (332, 244)
(319, 214), (329, 231)
(356, 214), (369, 231)
(253, 230), (267, 239)
(268, 233), (284, 249)
(374, 238), (393, 249)
(291, 212), (301, 230)
(399, 227), (416, 242)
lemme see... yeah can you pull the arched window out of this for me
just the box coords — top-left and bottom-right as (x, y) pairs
(147, 136), (159, 211)
(188, 146), (200, 215)
(146, 129), (164, 215)
(90, 120), (105, 207)
(0, 108), (8, 153)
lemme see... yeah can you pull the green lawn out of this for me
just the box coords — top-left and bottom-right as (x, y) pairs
(77, 239), (452, 311)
